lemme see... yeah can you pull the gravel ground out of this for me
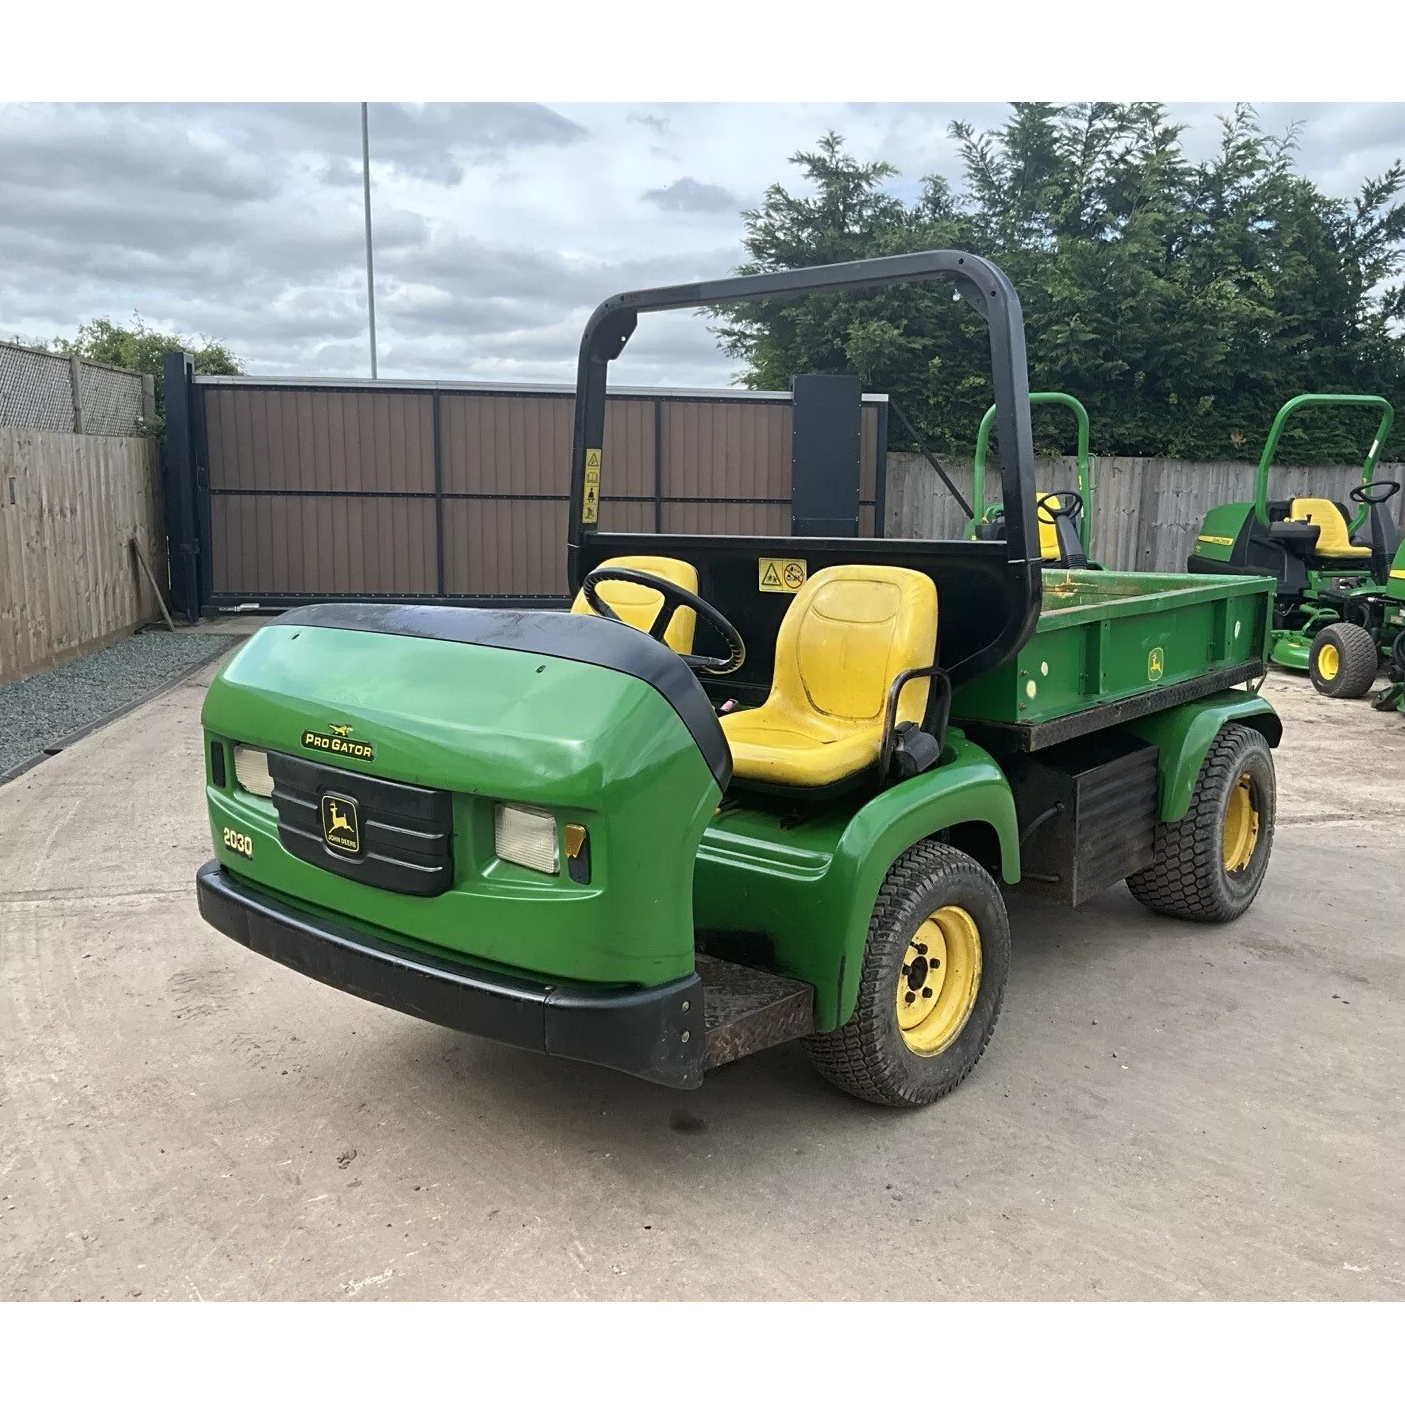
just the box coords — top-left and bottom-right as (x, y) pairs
(0, 630), (236, 780)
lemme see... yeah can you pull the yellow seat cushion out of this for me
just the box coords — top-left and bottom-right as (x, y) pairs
(1037, 493), (1064, 560)
(1288, 498), (1370, 557)
(721, 565), (937, 788)
(570, 555), (698, 653)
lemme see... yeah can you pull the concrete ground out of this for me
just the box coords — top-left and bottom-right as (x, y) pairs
(2, 641), (1403, 1301)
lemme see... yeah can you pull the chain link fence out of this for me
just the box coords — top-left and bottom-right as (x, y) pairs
(0, 339), (150, 436)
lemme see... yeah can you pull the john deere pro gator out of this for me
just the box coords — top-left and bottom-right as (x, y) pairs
(197, 251), (1282, 1108)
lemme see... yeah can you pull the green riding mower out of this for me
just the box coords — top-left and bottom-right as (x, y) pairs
(196, 251), (1281, 1109)
(1187, 393), (1399, 695)
(966, 391), (1098, 568)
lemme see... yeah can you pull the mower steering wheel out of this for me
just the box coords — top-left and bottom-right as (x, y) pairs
(582, 566), (746, 676)
(1351, 480), (1400, 505)
(1037, 490), (1084, 524)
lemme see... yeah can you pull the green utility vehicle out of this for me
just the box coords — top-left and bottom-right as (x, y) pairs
(1187, 394), (1398, 693)
(966, 391), (1098, 567)
(196, 251), (1281, 1108)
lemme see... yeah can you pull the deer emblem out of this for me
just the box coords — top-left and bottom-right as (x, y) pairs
(330, 723), (353, 736)
(326, 800), (355, 836)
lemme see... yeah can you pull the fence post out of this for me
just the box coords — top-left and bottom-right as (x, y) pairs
(161, 350), (200, 621)
(69, 354), (85, 434)
(141, 374), (156, 428)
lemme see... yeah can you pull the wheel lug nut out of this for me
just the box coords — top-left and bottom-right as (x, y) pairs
(901, 964), (911, 975)
(922, 987), (932, 998)
(915, 943), (928, 955)
(904, 992), (915, 1004)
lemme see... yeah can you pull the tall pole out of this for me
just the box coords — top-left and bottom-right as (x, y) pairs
(360, 101), (378, 379)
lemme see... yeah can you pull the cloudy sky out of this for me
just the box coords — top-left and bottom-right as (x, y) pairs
(3, 101), (1404, 388)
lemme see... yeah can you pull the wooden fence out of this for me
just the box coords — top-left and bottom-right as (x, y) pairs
(0, 429), (165, 684)
(885, 452), (1405, 571)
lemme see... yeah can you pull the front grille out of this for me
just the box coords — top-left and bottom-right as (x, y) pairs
(267, 752), (452, 897)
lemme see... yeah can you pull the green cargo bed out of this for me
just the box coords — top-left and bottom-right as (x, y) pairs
(951, 569), (1273, 750)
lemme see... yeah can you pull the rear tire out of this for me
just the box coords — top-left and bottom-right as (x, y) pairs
(1127, 723), (1275, 922)
(804, 840), (1009, 1107)
(1309, 622), (1378, 698)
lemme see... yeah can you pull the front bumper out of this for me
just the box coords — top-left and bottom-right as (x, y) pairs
(196, 860), (705, 1088)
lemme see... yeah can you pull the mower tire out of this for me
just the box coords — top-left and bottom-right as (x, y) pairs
(1308, 622), (1379, 698)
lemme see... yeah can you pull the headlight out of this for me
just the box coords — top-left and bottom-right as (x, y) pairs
(494, 803), (558, 874)
(233, 745), (275, 798)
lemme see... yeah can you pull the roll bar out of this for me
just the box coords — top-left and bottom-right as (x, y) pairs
(1253, 394), (1395, 531)
(968, 392), (1093, 556)
(568, 250), (1041, 566)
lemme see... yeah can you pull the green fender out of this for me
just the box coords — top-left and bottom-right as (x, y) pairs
(1122, 689), (1282, 822)
(694, 731), (1018, 1030)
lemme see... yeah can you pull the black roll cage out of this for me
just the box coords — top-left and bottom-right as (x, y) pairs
(567, 250), (1042, 688)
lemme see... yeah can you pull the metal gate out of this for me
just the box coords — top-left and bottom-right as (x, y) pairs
(161, 363), (887, 618)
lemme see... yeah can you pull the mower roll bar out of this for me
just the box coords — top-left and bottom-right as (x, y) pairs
(1253, 393), (1395, 533)
(968, 391), (1093, 556)
(568, 250), (1042, 570)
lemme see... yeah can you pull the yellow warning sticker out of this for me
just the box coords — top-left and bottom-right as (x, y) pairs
(1197, 534), (1235, 547)
(759, 557), (807, 593)
(582, 448), (601, 525)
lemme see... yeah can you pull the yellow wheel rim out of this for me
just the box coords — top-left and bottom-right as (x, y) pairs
(896, 905), (982, 1056)
(1222, 773), (1260, 873)
(1317, 642), (1340, 681)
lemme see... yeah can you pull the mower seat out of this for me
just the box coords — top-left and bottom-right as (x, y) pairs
(721, 565), (937, 791)
(1037, 494), (1066, 560)
(570, 554), (698, 653)
(1287, 498), (1370, 558)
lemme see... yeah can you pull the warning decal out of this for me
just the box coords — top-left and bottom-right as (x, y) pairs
(758, 557), (807, 593)
(582, 448), (601, 524)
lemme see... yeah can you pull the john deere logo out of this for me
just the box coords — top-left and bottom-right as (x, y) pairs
(1148, 646), (1166, 682)
(320, 794), (361, 854)
(301, 724), (374, 760)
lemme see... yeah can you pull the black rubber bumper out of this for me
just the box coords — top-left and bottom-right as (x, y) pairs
(195, 860), (706, 1089)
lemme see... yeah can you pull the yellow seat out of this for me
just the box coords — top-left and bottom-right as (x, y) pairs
(1037, 493), (1064, 560)
(1287, 498), (1370, 558)
(721, 565), (937, 790)
(570, 555), (698, 653)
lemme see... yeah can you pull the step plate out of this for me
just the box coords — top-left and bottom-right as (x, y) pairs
(697, 954), (815, 1070)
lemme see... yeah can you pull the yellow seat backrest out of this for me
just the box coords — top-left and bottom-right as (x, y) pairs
(1287, 498), (1370, 557)
(1037, 493), (1064, 560)
(570, 555), (698, 653)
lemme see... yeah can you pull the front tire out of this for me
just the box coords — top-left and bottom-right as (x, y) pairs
(804, 840), (1010, 1107)
(1126, 723), (1275, 922)
(1309, 622), (1378, 698)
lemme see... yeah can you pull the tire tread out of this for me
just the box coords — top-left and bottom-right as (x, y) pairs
(1126, 723), (1273, 922)
(804, 840), (1005, 1107)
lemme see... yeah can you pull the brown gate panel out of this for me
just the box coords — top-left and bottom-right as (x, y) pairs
(208, 494), (438, 596)
(204, 386), (436, 597)
(193, 380), (887, 609)
(442, 498), (569, 597)
(661, 399), (790, 505)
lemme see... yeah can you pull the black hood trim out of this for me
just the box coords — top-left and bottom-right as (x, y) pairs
(270, 602), (732, 790)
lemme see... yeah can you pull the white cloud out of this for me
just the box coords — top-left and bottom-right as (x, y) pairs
(2, 101), (1402, 387)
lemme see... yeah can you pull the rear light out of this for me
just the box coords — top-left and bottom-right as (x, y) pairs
(494, 803), (558, 874)
(233, 745), (275, 798)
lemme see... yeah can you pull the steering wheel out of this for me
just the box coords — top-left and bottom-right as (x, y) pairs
(582, 566), (746, 676)
(1350, 480), (1400, 505)
(1037, 490), (1084, 525)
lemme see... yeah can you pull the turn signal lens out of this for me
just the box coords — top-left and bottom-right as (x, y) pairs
(494, 803), (559, 874)
(233, 745), (274, 798)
